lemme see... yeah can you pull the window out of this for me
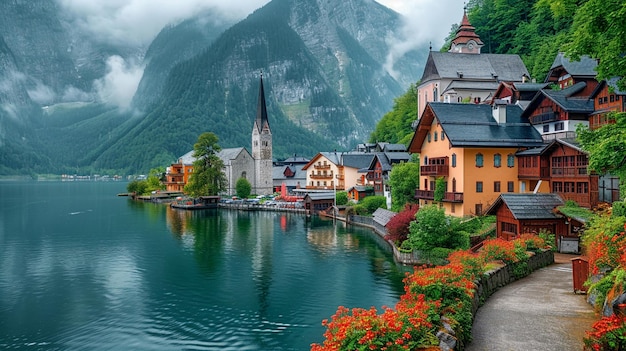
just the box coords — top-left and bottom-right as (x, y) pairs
(555, 122), (564, 131)
(501, 222), (518, 235)
(427, 133), (431, 142)
(564, 182), (575, 192)
(475, 204), (483, 216)
(434, 131), (438, 141)
(494, 153), (502, 168)
(543, 125), (550, 133)
(610, 95), (615, 103)
(598, 97), (603, 105)
(452, 178), (457, 192)
(451, 154), (457, 167)
(507, 154), (514, 168)
(476, 153), (484, 167)
(553, 181), (563, 192)
(424, 156), (428, 165)
(424, 178), (428, 190)
(577, 182), (588, 194)
(507, 181), (514, 192)
(441, 132), (446, 141)
(494, 181), (501, 192)
(476, 181), (483, 193)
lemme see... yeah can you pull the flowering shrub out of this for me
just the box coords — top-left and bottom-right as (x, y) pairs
(480, 238), (518, 264)
(582, 214), (626, 350)
(311, 296), (440, 351)
(584, 313), (626, 351)
(312, 236), (551, 351)
(582, 215), (626, 275)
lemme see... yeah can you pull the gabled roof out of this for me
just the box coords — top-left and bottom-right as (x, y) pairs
(516, 138), (585, 157)
(272, 164), (306, 180)
(281, 155), (310, 164)
(372, 208), (397, 227)
(486, 193), (564, 220)
(217, 147), (250, 164)
(301, 152), (341, 170)
(443, 80), (499, 94)
(304, 193), (335, 201)
(420, 52), (529, 84)
(409, 102), (543, 153)
(382, 143), (407, 152)
(546, 52), (598, 81)
(590, 77), (626, 98)
(521, 82), (595, 118)
(342, 153), (375, 170)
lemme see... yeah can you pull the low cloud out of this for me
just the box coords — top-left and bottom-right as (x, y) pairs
(27, 81), (56, 105)
(378, 0), (463, 79)
(93, 56), (144, 111)
(56, 0), (269, 47)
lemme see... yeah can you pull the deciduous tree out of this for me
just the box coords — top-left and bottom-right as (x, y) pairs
(184, 132), (227, 197)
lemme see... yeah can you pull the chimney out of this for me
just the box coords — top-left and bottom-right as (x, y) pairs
(492, 99), (507, 124)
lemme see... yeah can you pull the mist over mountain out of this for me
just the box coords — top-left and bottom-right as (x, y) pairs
(0, 0), (426, 175)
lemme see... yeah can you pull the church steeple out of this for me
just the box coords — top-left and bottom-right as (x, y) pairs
(251, 72), (272, 195)
(449, 7), (483, 54)
(254, 73), (270, 133)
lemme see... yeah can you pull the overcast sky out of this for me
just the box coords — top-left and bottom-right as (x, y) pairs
(54, 0), (463, 109)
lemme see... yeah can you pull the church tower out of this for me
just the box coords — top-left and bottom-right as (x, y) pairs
(449, 7), (484, 54)
(251, 74), (273, 195)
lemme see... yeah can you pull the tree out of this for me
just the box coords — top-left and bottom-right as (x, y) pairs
(577, 113), (626, 199)
(184, 132), (227, 197)
(406, 205), (470, 251)
(235, 177), (252, 199)
(335, 191), (349, 206)
(564, 0), (626, 90)
(388, 159), (420, 212)
(384, 205), (419, 244)
(369, 84), (417, 146)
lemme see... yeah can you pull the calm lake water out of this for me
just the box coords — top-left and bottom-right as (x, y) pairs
(0, 181), (408, 350)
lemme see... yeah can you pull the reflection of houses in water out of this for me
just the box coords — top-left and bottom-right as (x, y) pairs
(306, 221), (359, 251)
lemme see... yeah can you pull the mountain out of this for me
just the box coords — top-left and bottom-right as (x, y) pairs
(0, 0), (426, 175)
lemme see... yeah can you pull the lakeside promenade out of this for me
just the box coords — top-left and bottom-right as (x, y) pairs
(466, 253), (598, 351)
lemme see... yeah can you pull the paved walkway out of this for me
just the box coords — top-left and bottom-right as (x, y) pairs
(465, 253), (599, 351)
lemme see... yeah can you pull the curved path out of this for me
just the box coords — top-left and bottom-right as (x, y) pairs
(465, 254), (599, 351)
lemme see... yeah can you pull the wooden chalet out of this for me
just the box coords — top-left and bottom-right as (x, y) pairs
(303, 192), (336, 214)
(516, 139), (599, 209)
(545, 53), (599, 94)
(485, 193), (567, 245)
(346, 185), (374, 202)
(521, 82), (595, 140)
(589, 77), (626, 130)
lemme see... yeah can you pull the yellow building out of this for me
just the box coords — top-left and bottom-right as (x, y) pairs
(408, 101), (544, 217)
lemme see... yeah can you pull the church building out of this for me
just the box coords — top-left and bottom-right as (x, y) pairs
(165, 75), (273, 196)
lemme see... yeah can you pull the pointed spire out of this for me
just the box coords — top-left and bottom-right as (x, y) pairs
(449, 6), (483, 54)
(255, 72), (270, 133)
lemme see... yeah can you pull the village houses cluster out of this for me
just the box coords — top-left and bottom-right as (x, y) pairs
(163, 9), (623, 252)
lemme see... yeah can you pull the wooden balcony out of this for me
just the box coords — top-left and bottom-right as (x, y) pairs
(310, 173), (334, 179)
(314, 164), (331, 169)
(420, 164), (449, 176)
(530, 111), (558, 124)
(415, 189), (464, 203)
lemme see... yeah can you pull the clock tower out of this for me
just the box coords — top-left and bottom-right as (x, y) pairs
(448, 7), (483, 54)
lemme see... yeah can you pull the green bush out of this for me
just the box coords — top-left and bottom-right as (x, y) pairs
(359, 195), (387, 214)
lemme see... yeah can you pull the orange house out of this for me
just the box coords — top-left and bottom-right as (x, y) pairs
(408, 101), (544, 217)
(164, 150), (195, 192)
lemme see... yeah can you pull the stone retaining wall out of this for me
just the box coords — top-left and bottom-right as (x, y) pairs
(471, 250), (555, 316)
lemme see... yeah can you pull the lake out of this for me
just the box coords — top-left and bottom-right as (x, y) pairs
(0, 181), (408, 350)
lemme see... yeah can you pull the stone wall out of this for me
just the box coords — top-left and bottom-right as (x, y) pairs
(471, 250), (554, 316)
